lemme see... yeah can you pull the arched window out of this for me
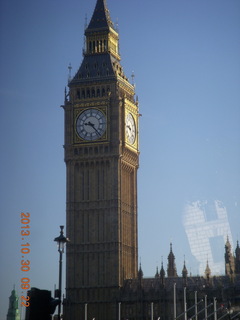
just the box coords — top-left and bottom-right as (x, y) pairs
(92, 88), (95, 97)
(102, 88), (105, 96)
(97, 89), (100, 97)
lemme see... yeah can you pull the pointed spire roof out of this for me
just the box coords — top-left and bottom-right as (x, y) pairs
(235, 240), (240, 274)
(225, 236), (235, 276)
(138, 263), (144, 280)
(167, 243), (178, 277)
(160, 261), (166, 278)
(85, 0), (114, 33)
(205, 259), (211, 279)
(182, 258), (188, 278)
(225, 235), (231, 247)
(225, 235), (233, 260)
(155, 266), (160, 278)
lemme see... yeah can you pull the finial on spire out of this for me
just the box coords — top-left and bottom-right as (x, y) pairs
(68, 63), (72, 83)
(131, 71), (135, 85)
(83, 15), (88, 54)
(115, 17), (119, 32)
(84, 14), (88, 30)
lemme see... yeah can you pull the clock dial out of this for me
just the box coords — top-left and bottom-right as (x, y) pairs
(126, 113), (136, 145)
(76, 108), (106, 141)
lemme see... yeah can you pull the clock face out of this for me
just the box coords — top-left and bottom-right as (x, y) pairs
(126, 113), (136, 145)
(76, 108), (107, 141)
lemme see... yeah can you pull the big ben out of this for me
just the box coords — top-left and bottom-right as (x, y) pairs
(62, 0), (139, 319)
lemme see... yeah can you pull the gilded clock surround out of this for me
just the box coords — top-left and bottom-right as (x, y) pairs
(124, 98), (139, 151)
(74, 105), (108, 144)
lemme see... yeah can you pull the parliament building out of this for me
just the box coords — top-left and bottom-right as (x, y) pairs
(61, 0), (240, 319)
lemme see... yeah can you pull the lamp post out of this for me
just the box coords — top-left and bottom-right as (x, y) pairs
(54, 225), (69, 320)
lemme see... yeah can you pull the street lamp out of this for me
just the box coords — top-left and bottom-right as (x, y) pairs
(54, 225), (69, 320)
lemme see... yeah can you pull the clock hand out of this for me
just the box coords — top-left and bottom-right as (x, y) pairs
(127, 125), (132, 131)
(85, 121), (94, 127)
(85, 121), (101, 136)
(93, 126), (101, 136)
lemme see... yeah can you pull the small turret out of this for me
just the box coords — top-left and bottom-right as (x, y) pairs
(138, 263), (143, 280)
(182, 258), (188, 279)
(167, 243), (178, 277)
(160, 262), (165, 277)
(6, 287), (20, 320)
(225, 236), (235, 277)
(160, 261), (166, 286)
(138, 263), (144, 288)
(235, 240), (240, 274)
(182, 258), (188, 286)
(204, 259), (211, 283)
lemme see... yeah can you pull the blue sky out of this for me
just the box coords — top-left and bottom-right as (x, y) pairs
(0, 0), (240, 319)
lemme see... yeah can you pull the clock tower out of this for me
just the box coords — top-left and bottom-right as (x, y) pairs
(62, 0), (139, 319)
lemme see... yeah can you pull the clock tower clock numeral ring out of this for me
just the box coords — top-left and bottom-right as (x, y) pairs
(76, 108), (107, 141)
(126, 112), (136, 145)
